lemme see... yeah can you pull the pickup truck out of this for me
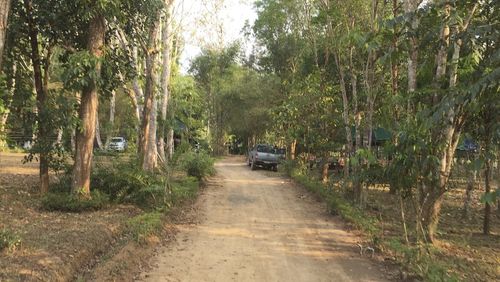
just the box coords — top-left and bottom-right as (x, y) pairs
(248, 144), (279, 171)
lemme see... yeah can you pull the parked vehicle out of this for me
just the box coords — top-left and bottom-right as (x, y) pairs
(107, 137), (127, 152)
(248, 144), (279, 171)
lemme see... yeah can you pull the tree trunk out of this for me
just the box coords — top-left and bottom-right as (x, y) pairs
(483, 153), (492, 235)
(390, 0), (399, 98)
(351, 60), (362, 202)
(72, 13), (105, 197)
(104, 90), (116, 146)
(335, 53), (352, 179)
(322, 154), (329, 183)
(0, 0), (10, 70)
(25, 0), (50, 194)
(421, 2), (478, 242)
(0, 60), (15, 136)
(124, 86), (141, 123)
(95, 114), (103, 150)
(403, 0), (419, 111)
(421, 188), (445, 243)
(463, 165), (476, 218)
(115, 28), (143, 122)
(71, 128), (76, 152)
(419, 2), (454, 244)
(166, 128), (174, 158)
(289, 139), (297, 160)
(145, 90), (158, 169)
(432, 3), (450, 104)
(132, 47), (144, 118)
(139, 17), (160, 171)
(158, 0), (174, 162)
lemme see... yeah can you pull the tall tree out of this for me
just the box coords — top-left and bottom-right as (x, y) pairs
(138, 6), (162, 171)
(71, 11), (105, 196)
(23, 0), (51, 193)
(158, 0), (175, 161)
(0, 0), (10, 69)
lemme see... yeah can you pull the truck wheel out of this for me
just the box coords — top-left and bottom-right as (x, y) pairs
(273, 165), (278, 172)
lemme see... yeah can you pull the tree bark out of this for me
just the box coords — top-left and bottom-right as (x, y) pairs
(139, 17), (161, 171)
(95, 114), (103, 150)
(322, 153), (329, 184)
(432, 3), (450, 104)
(145, 89), (158, 169)
(421, 3), (478, 243)
(365, 0), (378, 150)
(483, 158), (491, 235)
(403, 0), (419, 111)
(350, 52), (362, 203)
(72, 13), (105, 197)
(421, 188), (445, 243)
(158, 0), (174, 162)
(115, 28), (143, 122)
(289, 139), (297, 161)
(334, 53), (352, 179)
(390, 0), (399, 97)
(24, 0), (50, 194)
(463, 160), (476, 218)
(0, 60), (15, 135)
(105, 90), (116, 146)
(0, 0), (10, 70)
(124, 86), (141, 122)
(166, 128), (174, 158)
(418, 2), (450, 243)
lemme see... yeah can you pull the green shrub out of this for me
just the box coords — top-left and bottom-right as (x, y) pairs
(41, 190), (109, 212)
(177, 150), (215, 180)
(128, 184), (169, 210)
(91, 161), (167, 204)
(126, 212), (163, 242)
(47, 157), (201, 212)
(0, 229), (21, 252)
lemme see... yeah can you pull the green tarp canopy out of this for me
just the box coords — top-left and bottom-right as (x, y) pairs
(373, 127), (391, 142)
(351, 127), (391, 145)
(174, 118), (187, 133)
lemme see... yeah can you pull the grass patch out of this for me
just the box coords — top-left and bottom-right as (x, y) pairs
(126, 212), (163, 243)
(41, 190), (109, 212)
(385, 239), (461, 281)
(290, 172), (380, 240)
(0, 228), (22, 252)
(170, 177), (199, 204)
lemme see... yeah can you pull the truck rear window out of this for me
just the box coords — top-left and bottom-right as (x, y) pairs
(257, 145), (274, 153)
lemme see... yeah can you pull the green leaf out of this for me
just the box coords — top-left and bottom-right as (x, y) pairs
(480, 190), (499, 204)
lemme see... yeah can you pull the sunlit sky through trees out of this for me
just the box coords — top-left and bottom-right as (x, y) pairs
(176, 0), (257, 73)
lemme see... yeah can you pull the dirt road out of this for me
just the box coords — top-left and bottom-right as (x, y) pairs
(140, 157), (387, 282)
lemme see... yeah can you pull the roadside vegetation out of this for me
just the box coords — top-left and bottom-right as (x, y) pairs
(186, 0), (498, 281)
(0, 149), (214, 280)
(0, 0), (498, 281)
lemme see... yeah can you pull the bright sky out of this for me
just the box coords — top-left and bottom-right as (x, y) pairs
(175, 0), (257, 73)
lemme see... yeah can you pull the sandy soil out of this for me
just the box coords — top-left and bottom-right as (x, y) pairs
(139, 156), (388, 282)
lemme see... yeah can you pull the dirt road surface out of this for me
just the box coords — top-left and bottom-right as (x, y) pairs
(140, 157), (388, 282)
